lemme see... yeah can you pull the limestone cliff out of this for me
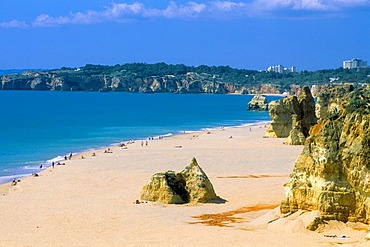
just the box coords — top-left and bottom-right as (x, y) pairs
(140, 158), (221, 204)
(315, 84), (354, 120)
(265, 86), (317, 145)
(281, 86), (370, 224)
(1, 71), (246, 94)
(247, 94), (268, 111)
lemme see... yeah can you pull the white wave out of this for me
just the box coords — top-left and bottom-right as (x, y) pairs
(237, 120), (272, 128)
(155, 133), (174, 138)
(22, 165), (40, 170)
(46, 156), (65, 164)
(181, 130), (200, 134)
(0, 173), (33, 183)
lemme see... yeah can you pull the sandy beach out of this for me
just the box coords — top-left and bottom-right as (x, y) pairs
(0, 124), (369, 246)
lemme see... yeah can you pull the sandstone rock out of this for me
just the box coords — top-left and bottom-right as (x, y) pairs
(298, 86), (317, 137)
(315, 91), (330, 120)
(315, 84), (354, 120)
(247, 94), (268, 111)
(265, 95), (300, 138)
(140, 158), (221, 204)
(306, 217), (326, 231)
(286, 124), (306, 145)
(140, 171), (187, 204)
(281, 86), (370, 223)
(266, 86), (317, 145)
(178, 158), (219, 203)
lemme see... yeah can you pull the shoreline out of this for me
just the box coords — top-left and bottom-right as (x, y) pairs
(0, 120), (272, 187)
(0, 123), (271, 194)
(1, 122), (369, 246)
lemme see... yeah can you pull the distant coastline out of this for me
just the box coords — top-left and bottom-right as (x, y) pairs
(1, 63), (369, 95)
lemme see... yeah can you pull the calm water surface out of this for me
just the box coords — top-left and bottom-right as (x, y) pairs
(0, 91), (278, 182)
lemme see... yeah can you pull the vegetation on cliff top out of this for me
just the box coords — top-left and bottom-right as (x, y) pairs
(347, 87), (370, 114)
(55, 63), (370, 85)
(1, 63), (370, 93)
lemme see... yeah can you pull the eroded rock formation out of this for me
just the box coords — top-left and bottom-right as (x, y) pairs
(140, 158), (221, 204)
(265, 95), (300, 138)
(315, 84), (354, 120)
(247, 94), (268, 111)
(281, 86), (370, 224)
(265, 86), (317, 145)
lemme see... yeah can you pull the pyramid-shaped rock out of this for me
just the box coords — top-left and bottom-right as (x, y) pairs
(140, 158), (221, 204)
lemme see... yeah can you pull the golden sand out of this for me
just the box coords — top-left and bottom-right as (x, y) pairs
(0, 124), (368, 246)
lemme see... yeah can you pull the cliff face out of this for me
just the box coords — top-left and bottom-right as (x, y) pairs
(315, 84), (354, 120)
(265, 96), (300, 138)
(1, 71), (246, 94)
(281, 86), (370, 223)
(265, 86), (317, 144)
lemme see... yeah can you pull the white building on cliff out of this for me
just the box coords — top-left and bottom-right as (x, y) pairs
(267, 65), (296, 73)
(343, 58), (368, 69)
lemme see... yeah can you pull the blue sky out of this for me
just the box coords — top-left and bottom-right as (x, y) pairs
(1, 0), (369, 71)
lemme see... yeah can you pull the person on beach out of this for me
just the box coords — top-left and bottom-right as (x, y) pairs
(146, 141), (148, 146)
(69, 153), (72, 160)
(11, 178), (17, 186)
(141, 141), (144, 147)
(39, 164), (43, 169)
(52, 162), (55, 169)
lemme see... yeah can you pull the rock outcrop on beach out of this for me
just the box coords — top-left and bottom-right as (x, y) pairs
(247, 94), (269, 111)
(265, 86), (317, 145)
(140, 158), (221, 204)
(265, 95), (300, 138)
(281, 86), (370, 224)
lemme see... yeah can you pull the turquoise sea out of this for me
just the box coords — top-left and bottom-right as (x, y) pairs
(0, 91), (279, 183)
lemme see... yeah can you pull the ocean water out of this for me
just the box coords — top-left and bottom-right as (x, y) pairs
(0, 91), (279, 183)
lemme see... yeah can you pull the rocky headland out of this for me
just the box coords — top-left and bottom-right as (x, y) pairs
(1, 71), (245, 94)
(281, 85), (370, 225)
